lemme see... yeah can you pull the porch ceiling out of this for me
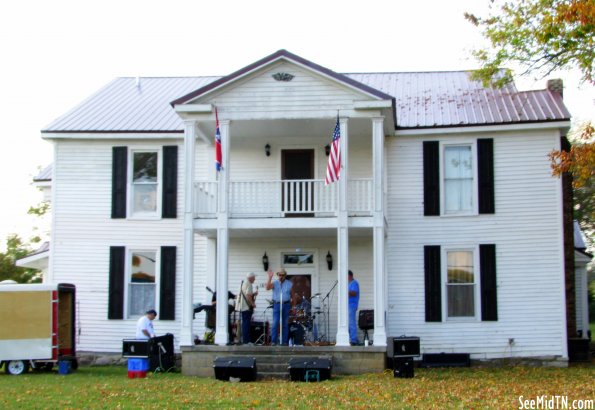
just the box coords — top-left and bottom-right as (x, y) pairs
(196, 117), (383, 143)
(196, 225), (373, 239)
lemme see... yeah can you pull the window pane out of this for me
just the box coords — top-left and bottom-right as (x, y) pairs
(444, 146), (472, 178)
(283, 253), (314, 265)
(133, 152), (157, 182)
(447, 284), (475, 317)
(444, 145), (473, 213)
(131, 252), (156, 283)
(133, 184), (157, 212)
(129, 284), (156, 316)
(447, 251), (474, 283)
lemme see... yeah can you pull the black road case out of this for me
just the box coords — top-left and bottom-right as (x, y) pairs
(213, 357), (257, 382)
(288, 357), (332, 382)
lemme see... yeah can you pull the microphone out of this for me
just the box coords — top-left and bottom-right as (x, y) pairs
(206, 286), (214, 293)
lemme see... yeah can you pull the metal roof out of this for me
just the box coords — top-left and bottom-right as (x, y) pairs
(42, 72), (570, 133)
(33, 164), (52, 182)
(349, 71), (570, 128)
(43, 77), (218, 133)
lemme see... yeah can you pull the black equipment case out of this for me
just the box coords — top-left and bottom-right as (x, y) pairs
(122, 333), (175, 371)
(213, 357), (257, 382)
(287, 357), (332, 382)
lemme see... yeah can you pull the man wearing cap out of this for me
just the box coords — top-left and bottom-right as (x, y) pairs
(265, 269), (292, 345)
(136, 309), (157, 340)
(237, 272), (258, 345)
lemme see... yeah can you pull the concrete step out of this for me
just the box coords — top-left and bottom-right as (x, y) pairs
(258, 371), (289, 380)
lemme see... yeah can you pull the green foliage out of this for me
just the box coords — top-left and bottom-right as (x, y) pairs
(0, 366), (593, 408)
(466, 0), (595, 86)
(589, 280), (595, 324)
(0, 234), (42, 283)
(28, 200), (50, 217)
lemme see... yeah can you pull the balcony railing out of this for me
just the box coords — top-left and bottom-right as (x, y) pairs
(193, 179), (373, 217)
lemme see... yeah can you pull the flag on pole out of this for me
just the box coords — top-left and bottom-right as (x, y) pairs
(215, 107), (222, 172)
(325, 116), (341, 185)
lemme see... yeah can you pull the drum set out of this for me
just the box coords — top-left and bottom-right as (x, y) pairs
(255, 295), (327, 346)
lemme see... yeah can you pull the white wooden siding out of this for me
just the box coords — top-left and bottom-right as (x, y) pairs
(50, 139), (191, 352)
(386, 129), (566, 359)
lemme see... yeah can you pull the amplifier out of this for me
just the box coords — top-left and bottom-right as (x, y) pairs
(392, 336), (420, 358)
(122, 339), (150, 358)
(393, 358), (414, 378)
(358, 310), (374, 330)
(213, 357), (257, 382)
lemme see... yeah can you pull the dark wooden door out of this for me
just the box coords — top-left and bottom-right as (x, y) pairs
(281, 150), (314, 216)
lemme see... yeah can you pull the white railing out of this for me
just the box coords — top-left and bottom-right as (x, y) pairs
(193, 178), (372, 217)
(194, 181), (218, 215)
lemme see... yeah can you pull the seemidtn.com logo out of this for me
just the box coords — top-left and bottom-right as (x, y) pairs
(519, 395), (594, 410)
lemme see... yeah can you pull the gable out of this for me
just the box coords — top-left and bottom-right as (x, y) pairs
(185, 61), (383, 118)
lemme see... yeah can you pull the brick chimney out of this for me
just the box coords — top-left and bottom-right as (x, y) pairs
(547, 78), (564, 98)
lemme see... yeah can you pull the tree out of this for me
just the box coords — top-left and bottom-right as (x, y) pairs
(0, 234), (42, 283)
(465, 0), (595, 87)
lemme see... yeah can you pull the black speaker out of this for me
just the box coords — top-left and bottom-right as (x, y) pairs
(148, 334), (175, 372)
(122, 339), (150, 358)
(358, 310), (374, 330)
(393, 358), (414, 378)
(392, 336), (420, 358)
(288, 357), (332, 382)
(250, 321), (269, 344)
(213, 357), (257, 382)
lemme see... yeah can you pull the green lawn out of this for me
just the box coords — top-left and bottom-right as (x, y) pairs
(0, 365), (593, 409)
(590, 322), (594, 338)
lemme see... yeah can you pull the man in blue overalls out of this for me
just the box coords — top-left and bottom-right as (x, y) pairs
(266, 269), (293, 345)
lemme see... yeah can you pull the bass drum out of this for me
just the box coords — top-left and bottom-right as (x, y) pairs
(289, 323), (305, 345)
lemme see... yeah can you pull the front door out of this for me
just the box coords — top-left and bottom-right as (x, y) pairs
(281, 149), (314, 216)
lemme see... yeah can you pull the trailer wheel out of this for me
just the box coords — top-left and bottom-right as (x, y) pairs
(5, 360), (29, 375)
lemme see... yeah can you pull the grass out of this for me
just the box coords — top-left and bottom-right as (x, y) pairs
(0, 365), (593, 409)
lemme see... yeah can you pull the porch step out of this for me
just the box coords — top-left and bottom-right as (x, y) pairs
(211, 351), (332, 379)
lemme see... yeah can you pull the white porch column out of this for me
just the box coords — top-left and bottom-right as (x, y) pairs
(336, 117), (350, 346)
(214, 119), (230, 345)
(372, 116), (387, 346)
(180, 120), (197, 345)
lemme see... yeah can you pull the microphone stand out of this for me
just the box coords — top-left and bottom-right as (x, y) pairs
(322, 280), (338, 343)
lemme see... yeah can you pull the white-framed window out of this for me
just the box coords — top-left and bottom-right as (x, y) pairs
(130, 150), (161, 217)
(444, 248), (478, 319)
(127, 250), (158, 318)
(443, 144), (474, 215)
(281, 252), (315, 267)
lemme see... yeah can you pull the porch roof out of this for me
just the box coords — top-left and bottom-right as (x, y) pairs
(42, 52), (570, 133)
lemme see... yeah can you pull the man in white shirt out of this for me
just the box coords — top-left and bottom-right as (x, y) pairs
(237, 272), (257, 344)
(136, 309), (157, 339)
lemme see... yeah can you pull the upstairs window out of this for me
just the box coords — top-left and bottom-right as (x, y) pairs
(131, 151), (159, 216)
(443, 145), (473, 214)
(446, 250), (475, 318)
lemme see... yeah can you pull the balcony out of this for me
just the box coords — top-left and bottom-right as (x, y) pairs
(194, 179), (373, 218)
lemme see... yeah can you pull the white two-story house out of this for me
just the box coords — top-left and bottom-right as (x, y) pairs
(40, 49), (585, 364)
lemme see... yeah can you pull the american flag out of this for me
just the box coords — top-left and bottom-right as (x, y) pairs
(325, 116), (341, 185)
(215, 107), (222, 172)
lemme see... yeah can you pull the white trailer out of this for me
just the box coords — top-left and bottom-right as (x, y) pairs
(0, 283), (77, 375)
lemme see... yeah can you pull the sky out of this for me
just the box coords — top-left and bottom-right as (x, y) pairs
(0, 0), (593, 250)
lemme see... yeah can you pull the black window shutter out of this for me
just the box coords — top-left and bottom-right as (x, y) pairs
(478, 138), (495, 214)
(423, 141), (440, 216)
(424, 245), (442, 322)
(108, 246), (126, 319)
(160, 246), (177, 320)
(480, 244), (498, 321)
(162, 146), (178, 219)
(111, 147), (128, 218)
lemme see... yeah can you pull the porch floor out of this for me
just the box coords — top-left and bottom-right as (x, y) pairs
(181, 344), (387, 379)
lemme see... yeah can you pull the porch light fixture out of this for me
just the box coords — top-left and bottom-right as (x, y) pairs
(262, 252), (269, 271)
(326, 251), (333, 271)
(265, 143), (271, 157)
(325, 144), (331, 156)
